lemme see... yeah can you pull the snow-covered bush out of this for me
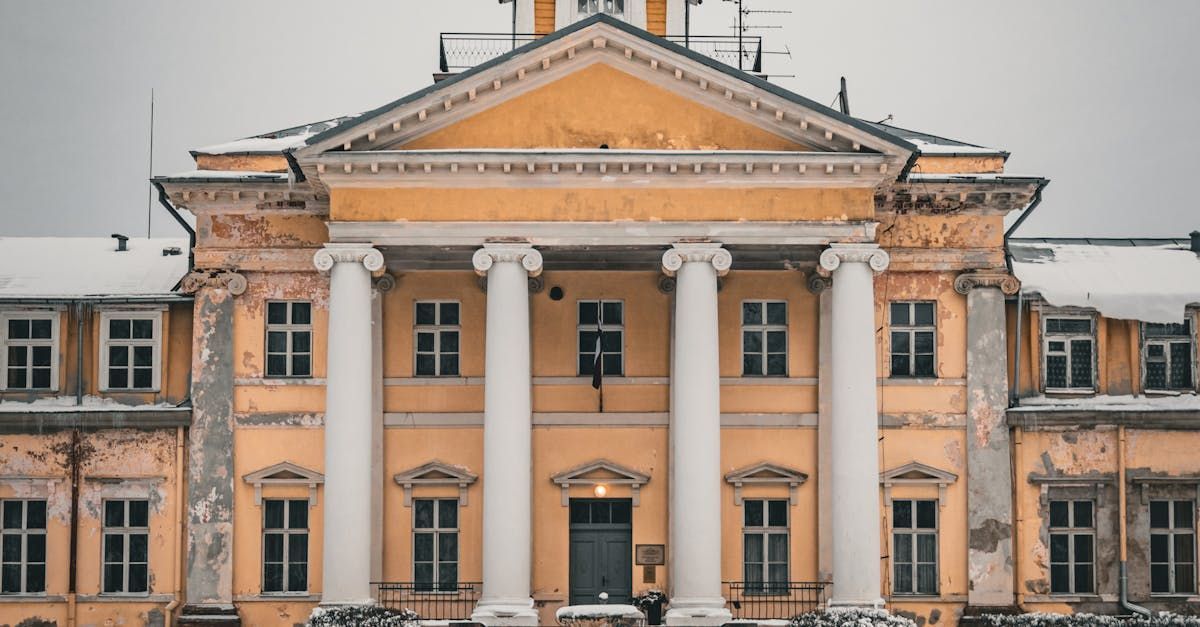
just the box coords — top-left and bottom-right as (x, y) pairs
(789, 608), (917, 627)
(557, 604), (645, 627)
(307, 605), (420, 627)
(977, 613), (1200, 627)
(633, 589), (667, 611)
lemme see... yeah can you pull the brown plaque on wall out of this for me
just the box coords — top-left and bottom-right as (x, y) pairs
(643, 565), (656, 583)
(636, 544), (665, 565)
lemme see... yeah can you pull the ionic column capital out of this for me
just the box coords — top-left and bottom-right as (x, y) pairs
(472, 244), (543, 277)
(180, 269), (247, 296)
(818, 243), (889, 274)
(661, 243), (732, 277)
(313, 244), (385, 274)
(954, 271), (1020, 295)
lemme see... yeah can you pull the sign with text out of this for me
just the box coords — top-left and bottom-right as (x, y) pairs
(635, 544), (665, 565)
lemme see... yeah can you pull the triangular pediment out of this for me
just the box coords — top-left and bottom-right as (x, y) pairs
(394, 460), (478, 485)
(724, 462), (808, 485)
(295, 15), (914, 176)
(243, 461), (324, 485)
(880, 461), (958, 484)
(552, 459), (650, 485)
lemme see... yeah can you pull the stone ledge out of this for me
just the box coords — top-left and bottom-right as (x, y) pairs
(0, 409), (192, 433)
(1007, 410), (1200, 430)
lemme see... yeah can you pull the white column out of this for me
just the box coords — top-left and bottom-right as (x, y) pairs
(471, 244), (543, 626)
(662, 244), (733, 626)
(313, 244), (385, 605)
(818, 243), (889, 608)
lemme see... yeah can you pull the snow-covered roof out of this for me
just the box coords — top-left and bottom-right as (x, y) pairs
(157, 170), (289, 182)
(863, 121), (1007, 157)
(1010, 394), (1200, 413)
(0, 395), (186, 413)
(0, 237), (188, 299)
(191, 116), (358, 156)
(1010, 239), (1200, 324)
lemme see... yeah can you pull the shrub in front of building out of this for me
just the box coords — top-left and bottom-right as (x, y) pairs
(977, 614), (1200, 626)
(307, 605), (420, 627)
(789, 608), (917, 627)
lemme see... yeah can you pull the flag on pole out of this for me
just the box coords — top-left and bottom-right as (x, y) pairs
(591, 333), (603, 390)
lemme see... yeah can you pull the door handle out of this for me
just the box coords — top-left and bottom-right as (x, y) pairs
(602, 575), (607, 587)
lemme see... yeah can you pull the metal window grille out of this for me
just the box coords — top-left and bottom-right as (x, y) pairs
(414, 302), (460, 377)
(1150, 500), (1196, 594)
(742, 301), (787, 377)
(413, 498), (459, 592)
(892, 499), (938, 595)
(1048, 499), (1095, 594)
(2, 316), (55, 390)
(889, 302), (936, 377)
(265, 301), (313, 378)
(103, 314), (159, 390)
(0, 499), (47, 595)
(262, 499), (309, 594)
(1144, 320), (1195, 391)
(578, 300), (623, 377)
(742, 499), (788, 594)
(1043, 316), (1095, 391)
(102, 499), (149, 594)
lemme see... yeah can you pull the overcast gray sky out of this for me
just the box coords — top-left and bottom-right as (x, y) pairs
(1, 1), (1197, 239)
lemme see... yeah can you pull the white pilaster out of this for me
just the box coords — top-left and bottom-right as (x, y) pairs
(818, 243), (889, 608)
(471, 244), (543, 626)
(313, 244), (385, 605)
(663, 244), (733, 626)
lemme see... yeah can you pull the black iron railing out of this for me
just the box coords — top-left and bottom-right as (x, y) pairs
(439, 33), (763, 73)
(373, 581), (481, 620)
(723, 581), (830, 620)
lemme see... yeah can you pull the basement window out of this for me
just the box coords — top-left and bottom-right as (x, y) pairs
(1049, 499), (1095, 595)
(100, 311), (161, 391)
(265, 301), (313, 378)
(0, 499), (46, 595)
(742, 301), (787, 377)
(1042, 314), (1095, 392)
(414, 301), (460, 377)
(0, 312), (58, 391)
(889, 302), (936, 378)
(1143, 320), (1195, 392)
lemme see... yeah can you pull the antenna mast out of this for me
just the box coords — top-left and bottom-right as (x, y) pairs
(721, 0), (792, 76)
(146, 88), (155, 238)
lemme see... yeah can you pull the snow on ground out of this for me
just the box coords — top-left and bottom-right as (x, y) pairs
(0, 395), (185, 413)
(555, 604), (644, 621)
(1011, 241), (1200, 324)
(1011, 394), (1200, 412)
(0, 237), (187, 298)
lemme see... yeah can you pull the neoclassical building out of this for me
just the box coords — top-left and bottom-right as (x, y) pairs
(2, 3), (1199, 627)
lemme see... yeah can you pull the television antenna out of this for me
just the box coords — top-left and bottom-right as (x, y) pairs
(720, 0), (792, 76)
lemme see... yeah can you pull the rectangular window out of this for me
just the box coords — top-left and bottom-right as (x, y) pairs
(1, 500), (46, 595)
(265, 301), (312, 378)
(578, 300), (623, 377)
(414, 302), (460, 377)
(1144, 321), (1194, 391)
(578, 0), (625, 17)
(892, 499), (938, 595)
(101, 312), (160, 391)
(1048, 500), (1095, 594)
(102, 499), (149, 594)
(1150, 500), (1196, 594)
(263, 499), (308, 594)
(2, 314), (57, 391)
(1043, 316), (1094, 391)
(413, 498), (459, 592)
(742, 499), (788, 594)
(890, 302), (936, 377)
(742, 301), (787, 377)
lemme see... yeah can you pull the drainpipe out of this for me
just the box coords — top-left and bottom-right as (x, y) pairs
(75, 301), (85, 406)
(1010, 290), (1025, 407)
(152, 181), (196, 272)
(1118, 426), (1151, 617)
(1013, 426), (1024, 608)
(67, 427), (81, 627)
(165, 424), (186, 626)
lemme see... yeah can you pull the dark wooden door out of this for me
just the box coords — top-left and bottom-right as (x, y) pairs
(569, 499), (633, 605)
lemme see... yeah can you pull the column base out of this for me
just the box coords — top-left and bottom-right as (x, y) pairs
(664, 599), (732, 627)
(471, 598), (540, 626)
(177, 604), (240, 627)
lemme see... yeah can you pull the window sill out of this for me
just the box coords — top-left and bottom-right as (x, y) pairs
(98, 388), (162, 394)
(1044, 388), (1096, 396)
(0, 594), (57, 602)
(77, 593), (173, 603)
(235, 593), (321, 602)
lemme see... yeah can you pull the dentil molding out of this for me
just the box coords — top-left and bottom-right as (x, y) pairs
(312, 244), (385, 273)
(471, 244), (544, 277)
(953, 271), (1020, 295)
(661, 243), (732, 277)
(818, 243), (890, 274)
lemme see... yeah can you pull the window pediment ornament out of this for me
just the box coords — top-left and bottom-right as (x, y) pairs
(879, 461), (958, 507)
(1127, 472), (1200, 506)
(724, 461), (809, 506)
(393, 460), (478, 507)
(243, 461), (324, 507)
(551, 459), (650, 506)
(1027, 472), (1115, 508)
(954, 271), (1020, 295)
(180, 269), (246, 296)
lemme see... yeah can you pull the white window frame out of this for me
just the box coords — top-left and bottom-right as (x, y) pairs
(741, 498), (789, 594)
(98, 310), (163, 392)
(1041, 312), (1096, 393)
(262, 498), (309, 595)
(891, 498), (939, 596)
(413, 301), (461, 378)
(1142, 318), (1197, 392)
(412, 497), (460, 592)
(1048, 499), (1096, 595)
(1150, 499), (1197, 595)
(0, 310), (60, 392)
(556, 0), (646, 29)
(889, 301), (937, 378)
(101, 498), (150, 596)
(264, 301), (313, 379)
(0, 498), (47, 596)
(577, 300), (624, 377)
(741, 300), (788, 377)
